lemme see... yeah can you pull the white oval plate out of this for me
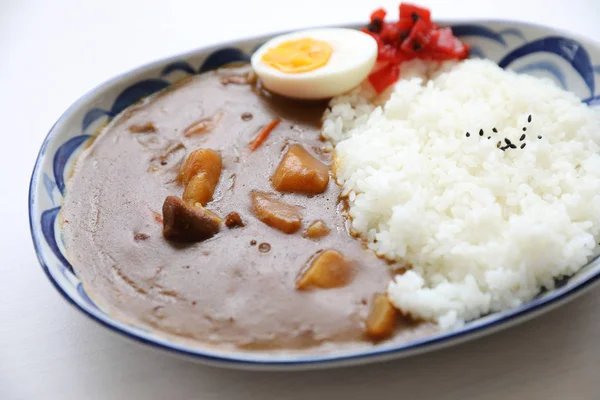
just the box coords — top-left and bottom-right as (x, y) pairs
(29, 20), (600, 370)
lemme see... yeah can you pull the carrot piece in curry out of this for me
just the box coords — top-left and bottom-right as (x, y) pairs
(250, 119), (280, 151)
(151, 210), (163, 224)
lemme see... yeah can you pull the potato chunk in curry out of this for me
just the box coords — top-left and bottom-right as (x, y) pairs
(179, 149), (222, 186)
(179, 149), (222, 205)
(271, 144), (329, 194)
(365, 293), (398, 340)
(296, 250), (353, 290)
(183, 173), (215, 206)
(305, 220), (330, 239)
(251, 191), (302, 234)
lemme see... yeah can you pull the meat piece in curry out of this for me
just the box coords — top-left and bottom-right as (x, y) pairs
(162, 196), (221, 242)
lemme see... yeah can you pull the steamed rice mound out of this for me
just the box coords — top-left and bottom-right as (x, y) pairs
(322, 59), (600, 329)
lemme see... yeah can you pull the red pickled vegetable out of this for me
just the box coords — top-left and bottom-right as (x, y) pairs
(400, 19), (433, 54)
(370, 8), (387, 21)
(368, 63), (400, 93)
(364, 3), (470, 93)
(399, 3), (432, 24)
(434, 27), (456, 54)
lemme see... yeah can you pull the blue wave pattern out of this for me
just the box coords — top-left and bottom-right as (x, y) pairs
(53, 134), (91, 195)
(584, 96), (600, 107)
(467, 45), (486, 59)
(43, 173), (55, 205)
(515, 60), (568, 89)
(82, 79), (171, 132)
(499, 36), (595, 96)
(33, 23), (600, 365)
(497, 28), (526, 42)
(161, 47), (250, 77)
(161, 61), (196, 76)
(41, 207), (73, 272)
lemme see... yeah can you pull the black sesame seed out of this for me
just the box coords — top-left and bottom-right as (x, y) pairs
(521, 143), (526, 149)
(466, 132), (470, 137)
(411, 12), (419, 22)
(520, 134), (526, 141)
(492, 127), (498, 133)
(538, 135), (542, 139)
(528, 114), (532, 123)
(413, 41), (422, 51)
(510, 144), (517, 149)
(504, 138), (512, 145)
(487, 136), (491, 139)
(523, 127), (527, 131)
(500, 145), (508, 152)
(479, 129), (484, 136)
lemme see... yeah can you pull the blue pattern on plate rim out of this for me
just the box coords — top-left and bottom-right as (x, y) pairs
(28, 21), (600, 368)
(82, 79), (171, 132)
(515, 60), (568, 89)
(498, 36), (596, 95)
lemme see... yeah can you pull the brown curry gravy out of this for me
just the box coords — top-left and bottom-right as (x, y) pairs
(61, 65), (435, 353)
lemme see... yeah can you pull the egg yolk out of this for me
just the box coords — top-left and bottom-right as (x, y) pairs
(261, 38), (333, 73)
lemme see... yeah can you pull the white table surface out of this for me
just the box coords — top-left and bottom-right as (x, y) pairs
(3, 0), (600, 398)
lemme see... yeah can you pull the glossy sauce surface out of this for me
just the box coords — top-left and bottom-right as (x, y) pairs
(61, 65), (435, 353)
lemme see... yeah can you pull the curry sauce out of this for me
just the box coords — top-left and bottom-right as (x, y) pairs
(61, 65), (434, 353)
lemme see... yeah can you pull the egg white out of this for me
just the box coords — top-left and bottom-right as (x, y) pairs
(251, 28), (377, 100)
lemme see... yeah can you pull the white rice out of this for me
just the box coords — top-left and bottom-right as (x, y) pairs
(322, 58), (600, 329)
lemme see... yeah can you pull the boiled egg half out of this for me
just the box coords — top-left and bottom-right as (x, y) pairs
(251, 28), (377, 99)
